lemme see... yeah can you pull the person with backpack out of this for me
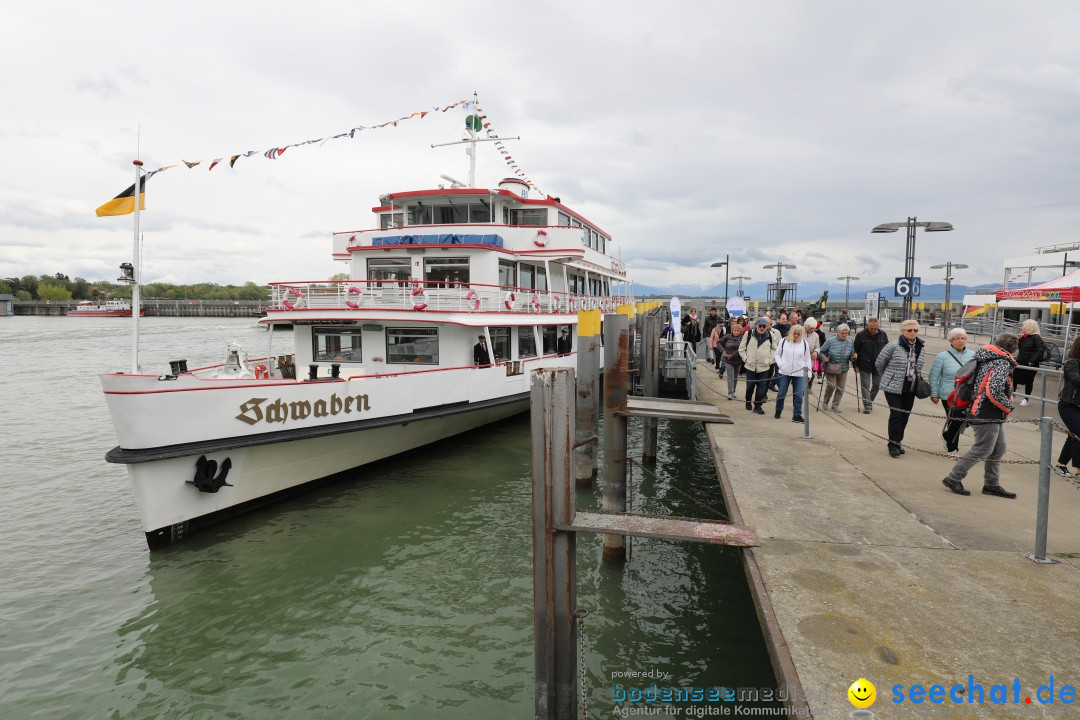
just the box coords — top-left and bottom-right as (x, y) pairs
(876, 319), (927, 457)
(773, 324), (812, 422)
(942, 333), (1019, 498)
(852, 317), (889, 413)
(928, 327), (976, 456)
(1054, 335), (1080, 476)
(1014, 319), (1046, 406)
(717, 319), (745, 399)
(739, 317), (780, 414)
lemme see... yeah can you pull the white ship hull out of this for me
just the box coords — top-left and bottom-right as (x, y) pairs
(116, 394), (526, 546)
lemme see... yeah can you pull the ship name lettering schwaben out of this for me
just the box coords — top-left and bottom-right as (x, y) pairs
(236, 393), (372, 425)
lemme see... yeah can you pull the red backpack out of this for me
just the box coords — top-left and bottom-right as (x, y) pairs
(946, 358), (980, 410)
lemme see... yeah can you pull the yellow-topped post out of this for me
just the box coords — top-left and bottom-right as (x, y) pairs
(575, 309), (602, 484)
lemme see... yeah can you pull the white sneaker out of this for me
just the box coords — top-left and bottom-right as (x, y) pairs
(947, 450), (960, 458)
(1020, 399), (1029, 406)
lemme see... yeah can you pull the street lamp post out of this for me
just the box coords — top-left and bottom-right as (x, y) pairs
(837, 275), (860, 314)
(710, 255), (729, 309)
(930, 262), (968, 331)
(871, 217), (954, 320)
(732, 275), (751, 297)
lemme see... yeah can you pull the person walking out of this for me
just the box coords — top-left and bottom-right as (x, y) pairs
(1054, 335), (1080, 476)
(702, 307), (721, 364)
(876, 319), (926, 458)
(1014, 319), (1046, 406)
(852, 317), (889, 414)
(774, 324), (812, 422)
(942, 333), (1019, 498)
(739, 317), (780, 414)
(818, 324), (854, 412)
(928, 327), (976, 457)
(718, 320), (745, 399)
(682, 307), (703, 359)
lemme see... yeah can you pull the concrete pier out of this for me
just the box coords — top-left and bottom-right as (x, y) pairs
(698, 322), (1080, 717)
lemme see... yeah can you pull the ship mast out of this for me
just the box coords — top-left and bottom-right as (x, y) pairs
(430, 92), (517, 188)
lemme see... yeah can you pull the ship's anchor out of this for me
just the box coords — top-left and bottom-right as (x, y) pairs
(188, 455), (234, 493)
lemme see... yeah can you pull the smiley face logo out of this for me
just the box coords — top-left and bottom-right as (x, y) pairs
(848, 678), (876, 709)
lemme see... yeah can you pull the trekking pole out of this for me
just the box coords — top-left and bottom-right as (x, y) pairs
(854, 363), (862, 413)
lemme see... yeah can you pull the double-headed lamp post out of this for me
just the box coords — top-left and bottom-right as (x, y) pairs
(732, 275), (751, 297)
(837, 275), (860, 313)
(871, 217), (953, 320)
(930, 262), (968, 331)
(763, 261), (796, 306)
(711, 255), (729, 308)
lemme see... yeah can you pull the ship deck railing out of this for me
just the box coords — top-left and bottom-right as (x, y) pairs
(266, 280), (632, 316)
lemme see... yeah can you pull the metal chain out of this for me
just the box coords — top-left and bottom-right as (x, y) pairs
(575, 608), (589, 720)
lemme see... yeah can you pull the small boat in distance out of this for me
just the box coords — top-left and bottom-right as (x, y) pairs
(67, 299), (146, 317)
(99, 105), (633, 548)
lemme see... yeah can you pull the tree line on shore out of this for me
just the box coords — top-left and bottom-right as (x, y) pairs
(1, 273), (269, 302)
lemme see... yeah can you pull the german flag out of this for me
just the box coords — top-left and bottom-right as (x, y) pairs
(95, 174), (151, 217)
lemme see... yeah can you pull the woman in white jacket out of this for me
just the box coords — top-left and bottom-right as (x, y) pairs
(774, 324), (813, 422)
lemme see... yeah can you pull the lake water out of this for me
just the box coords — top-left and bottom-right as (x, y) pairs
(0, 316), (778, 718)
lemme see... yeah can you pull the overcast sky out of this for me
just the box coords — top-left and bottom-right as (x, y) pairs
(3, 1), (1079, 295)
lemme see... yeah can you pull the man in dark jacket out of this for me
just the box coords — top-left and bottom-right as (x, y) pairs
(942, 333), (1019, 498)
(852, 317), (889, 414)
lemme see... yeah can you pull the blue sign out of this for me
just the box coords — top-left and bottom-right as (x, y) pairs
(894, 277), (921, 298)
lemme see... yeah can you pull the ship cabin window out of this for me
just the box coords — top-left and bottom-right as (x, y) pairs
(469, 202), (491, 223)
(407, 204), (433, 225)
(536, 266), (547, 291)
(518, 326), (537, 358)
(489, 327), (511, 363)
(437, 204), (467, 224)
(498, 260), (517, 290)
(313, 327), (363, 363)
(386, 327), (439, 365)
(542, 325), (558, 354)
(509, 208), (548, 226)
(568, 273), (585, 294)
(380, 212), (403, 229)
(600, 235), (607, 254)
(425, 258), (469, 287)
(520, 264), (535, 290)
(368, 258), (411, 287)
(558, 212), (571, 226)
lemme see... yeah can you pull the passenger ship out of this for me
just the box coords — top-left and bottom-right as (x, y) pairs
(100, 124), (632, 547)
(68, 299), (145, 317)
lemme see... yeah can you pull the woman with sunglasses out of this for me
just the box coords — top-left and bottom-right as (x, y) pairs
(876, 319), (927, 458)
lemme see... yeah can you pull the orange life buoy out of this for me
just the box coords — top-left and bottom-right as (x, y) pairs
(504, 291), (516, 310)
(412, 284), (428, 311)
(466, 289), (480, 311)
(531, 294), (540, 311)
(345, 286), (363, 309)
(534, 229), (548, 247)
(254, 364), (268, 379)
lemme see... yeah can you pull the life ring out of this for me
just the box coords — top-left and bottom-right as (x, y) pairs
(568, 296), (576, 312)
(531, 294), (540, 312)
(253, 364), (268, 379)
(282, 287), (304, 311)
(534, 229), (548, 247)
(504, 291), (516, 310)
(344, 286), (363, 309)
(466, 289), (480, 312)
(412, 284), (428, 311)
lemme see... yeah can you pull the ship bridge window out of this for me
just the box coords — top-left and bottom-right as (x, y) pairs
(518, 326), (537, 358)
(558, 211), (571, 226)
(386, 327), (439, 365)
(380, 212), (403, 229)
(407, 204), (433, 225)
(437, 204), (467, 224)
(368, 258), (411, 286)
(469, 202), (491, 223)
(425, 257), (469, 287)
(313, 327), (363, 363)
(509, 208), (547, 226)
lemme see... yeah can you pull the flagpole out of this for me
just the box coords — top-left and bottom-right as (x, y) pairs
(131, 159), (143, 374)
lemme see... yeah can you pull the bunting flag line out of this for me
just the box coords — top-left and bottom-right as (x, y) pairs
(95, 94), (542, 215)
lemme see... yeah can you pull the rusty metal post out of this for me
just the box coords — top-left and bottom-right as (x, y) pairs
(531, 367), (578, 719)
(642, 310), (661, 464)
(575, 310), (601, 485)
(603, 313), (629, 561)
